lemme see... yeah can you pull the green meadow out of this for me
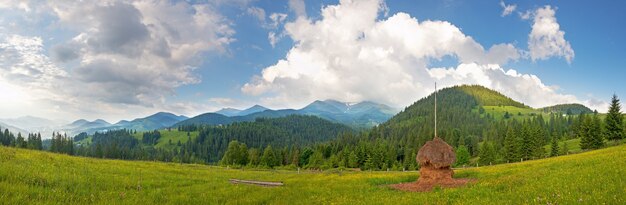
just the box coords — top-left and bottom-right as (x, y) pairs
(1, 144), (624, 204)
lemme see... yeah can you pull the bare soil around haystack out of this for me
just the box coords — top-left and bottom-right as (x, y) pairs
(389, 178), (476, 192)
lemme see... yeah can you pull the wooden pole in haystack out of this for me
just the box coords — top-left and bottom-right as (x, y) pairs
(434, 82), (437, 139)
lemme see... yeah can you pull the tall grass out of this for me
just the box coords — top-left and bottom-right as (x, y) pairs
(1, 144), (624, 204)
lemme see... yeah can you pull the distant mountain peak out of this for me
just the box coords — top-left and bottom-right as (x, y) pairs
(70, 119), (89, 126)
(239, 105), (270, 116)
(93, 119), (110, 124)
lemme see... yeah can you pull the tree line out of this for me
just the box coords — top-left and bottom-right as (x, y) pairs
(0, 93), (623, 171)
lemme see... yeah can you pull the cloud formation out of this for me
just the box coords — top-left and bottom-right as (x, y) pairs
(527, 6), (575, 63)
(288, 0), (306, 17)
(243, 0), (599, 111)
(499, 1), (517, 17)
(0, 0), (236, 120)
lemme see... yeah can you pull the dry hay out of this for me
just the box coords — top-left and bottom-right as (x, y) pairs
(391, 137), (475, 192)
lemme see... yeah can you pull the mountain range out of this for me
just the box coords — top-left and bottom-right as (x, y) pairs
(216, 105), (269, 117)
(175, 100), (398, 129)
(59, 112), (189, 136)
(0, 88), (595, 138)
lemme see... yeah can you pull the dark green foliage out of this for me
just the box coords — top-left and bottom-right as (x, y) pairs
(478, 141), (497, 165)
(455, 145), (470, 166)
(503, 126), (521, 162)
(540, 103), (593, 115)
(604, 95), (624, 141)
(580, 114), (604, 150)
(260, 145), (277, 168)
(1, 128), (15, 146)
(307, 150), (324, 169)
(49, 132), (74, 155)
(73, 132), (88, 142)
(220, 141), (248, 166)
(15, 133), (26, 148)
(142, 130), (161, 145)
(0, 128), (42, 151)
(182, 115), (352, 163)
(550, 135), (560, 157)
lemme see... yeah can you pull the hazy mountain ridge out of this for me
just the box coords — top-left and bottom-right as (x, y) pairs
(175, 100), (398, 129)
(0, 86), (593, 137)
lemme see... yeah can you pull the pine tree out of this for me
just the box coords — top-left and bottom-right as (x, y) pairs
(605, 94), (624, 141)
(478, 141), (497, 165)
(503, 126), (520, 162)
(550, 136), (559, 157)
(590, 114), (605, 149)
(16, 133), (26, 148)
(455, 145), (470, 166)
(580, 114), (604, 150)
(347, 151), (358, 168)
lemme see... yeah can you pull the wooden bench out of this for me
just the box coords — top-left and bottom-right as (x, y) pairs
(229, 179), (284, 187)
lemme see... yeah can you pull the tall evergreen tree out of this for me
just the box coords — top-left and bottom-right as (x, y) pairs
(550, 136), (560, 157)
(604, 94), (624, 141)
(478, 141), (497, 165)
(503, 126), (520, 162)
(580, 114), (604, 150)
(455, 145), (470, 166)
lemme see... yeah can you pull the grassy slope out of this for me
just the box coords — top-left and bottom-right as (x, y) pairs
(74, 130), (199, 149)
(131, 130), (200, 149)
(1, 144), (624, 204)
(480, 105), (546, 121)
(544, 138), (582, 155)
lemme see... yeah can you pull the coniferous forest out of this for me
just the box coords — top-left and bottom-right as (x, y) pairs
(1, 86), (624, 171)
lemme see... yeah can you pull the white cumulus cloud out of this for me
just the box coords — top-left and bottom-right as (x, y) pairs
(0, 0), (236, 121)
(499, 1), (517, 17)
(527, 5), (575, 63)
(243, 0), (601, 112)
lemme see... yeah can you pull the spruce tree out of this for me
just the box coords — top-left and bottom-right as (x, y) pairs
(590, 114), (605, 149)
(478, 141), (497, 165)
(580, 114), (605, 150)
(605, 94), (624, 141)
(550, 137), (559, 157)
(455, 145), (470, 166)
(503, 126), (520, 162)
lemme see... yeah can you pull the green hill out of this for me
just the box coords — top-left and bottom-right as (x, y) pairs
(1, 143), (624, 204)
(456, 85), (528, 107)
(70, 115), (353, 163)
(539, 103), (593, 115)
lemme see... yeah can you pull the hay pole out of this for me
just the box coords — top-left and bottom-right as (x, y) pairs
(229, 179), (284, 187)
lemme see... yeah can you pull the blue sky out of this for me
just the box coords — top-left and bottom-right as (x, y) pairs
(0, 0), (624, 122)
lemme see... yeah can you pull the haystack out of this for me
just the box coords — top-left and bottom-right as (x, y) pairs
(391, 137), (473, 192)
(416, 137), (455, 182)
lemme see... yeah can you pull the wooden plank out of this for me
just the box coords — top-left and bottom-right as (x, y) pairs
(229, 179), (284, 187)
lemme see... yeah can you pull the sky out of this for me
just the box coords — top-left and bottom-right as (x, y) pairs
(0, 0), (624, 123)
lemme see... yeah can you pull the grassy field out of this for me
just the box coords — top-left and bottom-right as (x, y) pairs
(544, 138), (582, 155)
(1, 144), (624, 204)
(481, 105), (547, 121)
(132, 130), (200, 149)
(75, 130), (199, 149)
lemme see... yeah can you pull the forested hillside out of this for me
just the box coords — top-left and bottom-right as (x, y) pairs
(1, 85), (621, 172)
(45, 115), (352, 163)
(539, 103), (593, 115)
